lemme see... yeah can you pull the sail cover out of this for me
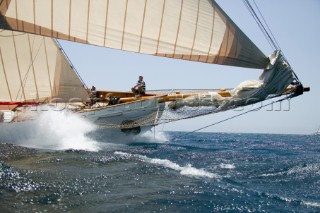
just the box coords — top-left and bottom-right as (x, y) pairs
(0, 0), (268, 69)
(0, 30), (89, 103)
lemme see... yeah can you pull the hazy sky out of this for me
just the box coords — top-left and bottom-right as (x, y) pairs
(59, 0), (320, 135)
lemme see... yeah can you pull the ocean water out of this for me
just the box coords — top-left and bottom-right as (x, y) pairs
(0, 114), (320, 212)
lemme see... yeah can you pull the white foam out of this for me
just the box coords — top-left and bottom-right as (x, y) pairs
(0, 111), (101, 151)
(303, 201), (320, 207)
(219, 163), (235, 169)
(133, 130), (169, 143)
(115, 151), (218, 179)
(287, 163), (320, 175)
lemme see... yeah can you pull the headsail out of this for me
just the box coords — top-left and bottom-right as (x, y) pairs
(0, 0), (268, 69)
(0, 30), (89, 105)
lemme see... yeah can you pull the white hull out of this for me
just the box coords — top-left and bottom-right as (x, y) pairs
(1, 96), (165, 137)
(79, 97), (165, 135)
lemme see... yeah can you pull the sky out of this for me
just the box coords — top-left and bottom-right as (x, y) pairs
(59, 0), (320, 135)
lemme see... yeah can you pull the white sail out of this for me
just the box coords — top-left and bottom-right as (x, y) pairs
(0, 30), (89, 104)
(0, 0), (268, 69)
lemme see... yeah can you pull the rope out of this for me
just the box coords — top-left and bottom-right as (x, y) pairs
(242, 0), (280, 51)
(242, 0), (302, 84)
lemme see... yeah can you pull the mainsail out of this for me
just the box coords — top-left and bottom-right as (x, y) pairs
(0, 30), (89, 106)
(0, 0), (268, 69)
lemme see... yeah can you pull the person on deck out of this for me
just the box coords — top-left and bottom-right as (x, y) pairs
(90, 85), (97, 104)
(90, 86), (97, 98)
(131, 76), (146, 96)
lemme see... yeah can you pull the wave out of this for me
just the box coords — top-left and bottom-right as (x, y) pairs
(114, 151), (218, 179)
(219, 163), (236, 169)
(259, 163), (320, 178)
(302, 201), (320, 207)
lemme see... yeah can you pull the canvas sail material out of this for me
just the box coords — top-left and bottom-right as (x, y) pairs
(0, 30), (89, 104)
(0, 0), (268, 69)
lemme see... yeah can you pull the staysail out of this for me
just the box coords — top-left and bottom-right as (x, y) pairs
(0, 0), (268, 69)
(0, 30), (89, 105)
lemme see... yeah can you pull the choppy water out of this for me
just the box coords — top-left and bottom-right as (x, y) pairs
(0, 114), (320, 212)
(1, 132), (319, 212)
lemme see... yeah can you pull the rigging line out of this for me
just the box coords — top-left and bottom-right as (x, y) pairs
(252, 0), (281, 50)
(242, 0), (302, 84)
(245, 1), (299, 79)
(242, 0), (275, 50)
(173, 94), (293, 140)
(242, 0), (279, 50)
(250, 0), (279, 50)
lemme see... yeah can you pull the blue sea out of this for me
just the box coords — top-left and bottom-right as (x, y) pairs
(1, 127), (319, 212)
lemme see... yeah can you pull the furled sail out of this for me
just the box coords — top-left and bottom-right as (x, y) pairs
(0, 30), (89, 104)
(167, 51), (294, 111)
(0, 0), (268, 69)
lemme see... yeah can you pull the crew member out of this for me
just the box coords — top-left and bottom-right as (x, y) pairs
(131, 76), (146, 96)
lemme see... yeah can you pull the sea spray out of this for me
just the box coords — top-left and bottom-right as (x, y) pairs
(0, 111), (101, 151)
(87, 127), (169, 144)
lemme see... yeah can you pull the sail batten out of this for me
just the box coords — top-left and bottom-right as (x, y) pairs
(0, 0), (269, 69)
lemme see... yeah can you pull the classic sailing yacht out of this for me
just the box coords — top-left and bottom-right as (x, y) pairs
(0, 0), (309, 135)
